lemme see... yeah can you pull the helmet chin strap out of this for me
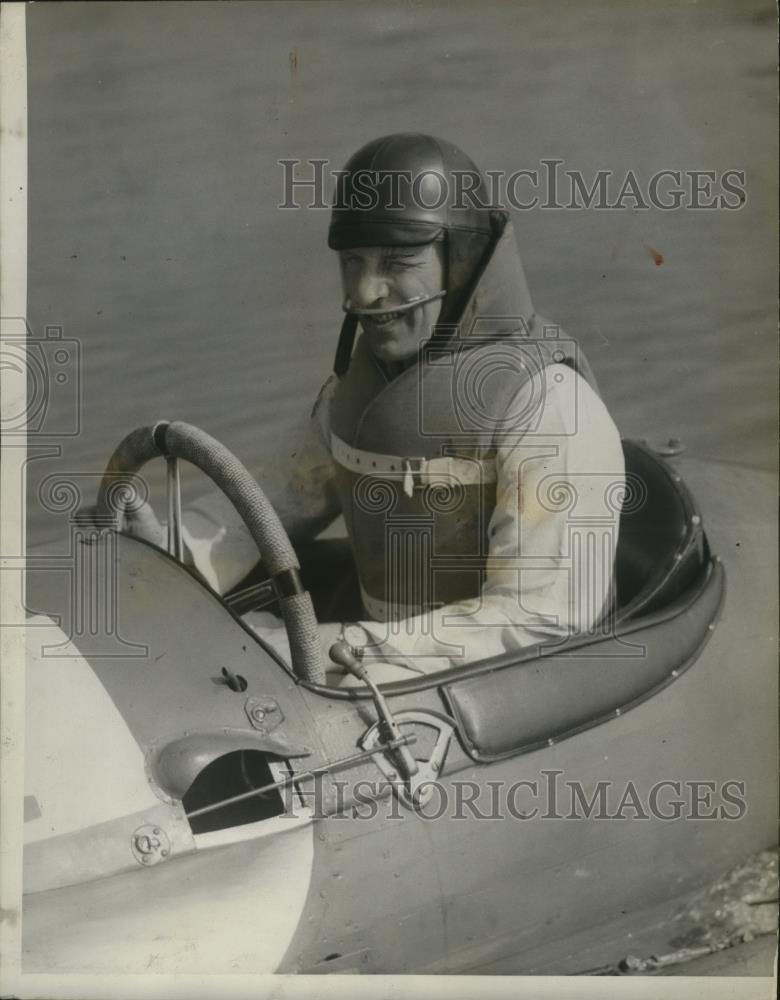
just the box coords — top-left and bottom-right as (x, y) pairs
(342, 289), (446, 316)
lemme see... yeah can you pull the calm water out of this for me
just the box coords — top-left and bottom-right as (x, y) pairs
(26, 0), (777, 549)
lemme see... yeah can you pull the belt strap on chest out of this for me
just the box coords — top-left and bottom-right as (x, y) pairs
(330, 432), (497, 496)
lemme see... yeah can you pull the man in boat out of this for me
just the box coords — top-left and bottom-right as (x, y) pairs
(127, 134), (626, 681)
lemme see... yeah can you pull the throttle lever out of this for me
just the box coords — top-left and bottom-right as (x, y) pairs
(329, 640), (419, 780)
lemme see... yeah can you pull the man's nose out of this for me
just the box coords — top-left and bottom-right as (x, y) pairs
(351, 269), (391, 308)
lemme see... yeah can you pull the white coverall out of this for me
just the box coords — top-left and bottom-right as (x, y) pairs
(181, 361), (625, 683)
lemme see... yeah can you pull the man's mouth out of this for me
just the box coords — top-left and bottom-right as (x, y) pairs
(368, 310), (403, 328)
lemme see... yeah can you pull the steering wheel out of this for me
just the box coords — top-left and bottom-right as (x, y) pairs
(95, 420), (325, 685)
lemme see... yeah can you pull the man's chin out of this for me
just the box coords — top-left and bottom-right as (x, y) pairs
(366, 334), (415, 364)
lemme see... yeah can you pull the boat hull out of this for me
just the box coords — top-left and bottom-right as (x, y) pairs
(21, 454), (776, 974)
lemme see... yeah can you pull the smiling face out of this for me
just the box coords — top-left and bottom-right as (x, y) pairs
(339, 243), (445, 363)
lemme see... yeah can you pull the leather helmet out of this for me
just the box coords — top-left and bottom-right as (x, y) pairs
(328, 133), (494, 251)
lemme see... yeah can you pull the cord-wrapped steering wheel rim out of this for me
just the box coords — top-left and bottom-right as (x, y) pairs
(95, 420), (325, 685)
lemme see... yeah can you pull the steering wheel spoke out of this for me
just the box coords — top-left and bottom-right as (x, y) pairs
(165, 456), (184, 561)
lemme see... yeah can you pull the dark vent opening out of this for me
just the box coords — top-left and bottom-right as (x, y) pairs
(183, 749), (286, 835)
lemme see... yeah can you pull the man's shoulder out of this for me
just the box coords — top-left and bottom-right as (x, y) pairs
(309, 374), (339, 447)
(496, 360), (621, 454)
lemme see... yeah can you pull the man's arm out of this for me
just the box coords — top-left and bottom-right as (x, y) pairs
(354, 365), (625, 673)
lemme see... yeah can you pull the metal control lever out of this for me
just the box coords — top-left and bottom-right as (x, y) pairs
(329, 640), (419, 781)
(360, 709), (455, 811)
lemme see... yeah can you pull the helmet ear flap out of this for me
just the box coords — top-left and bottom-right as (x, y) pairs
(437, 219), (501, 327)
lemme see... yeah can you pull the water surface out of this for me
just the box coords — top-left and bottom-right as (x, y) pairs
(26, 0), (777, 548)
